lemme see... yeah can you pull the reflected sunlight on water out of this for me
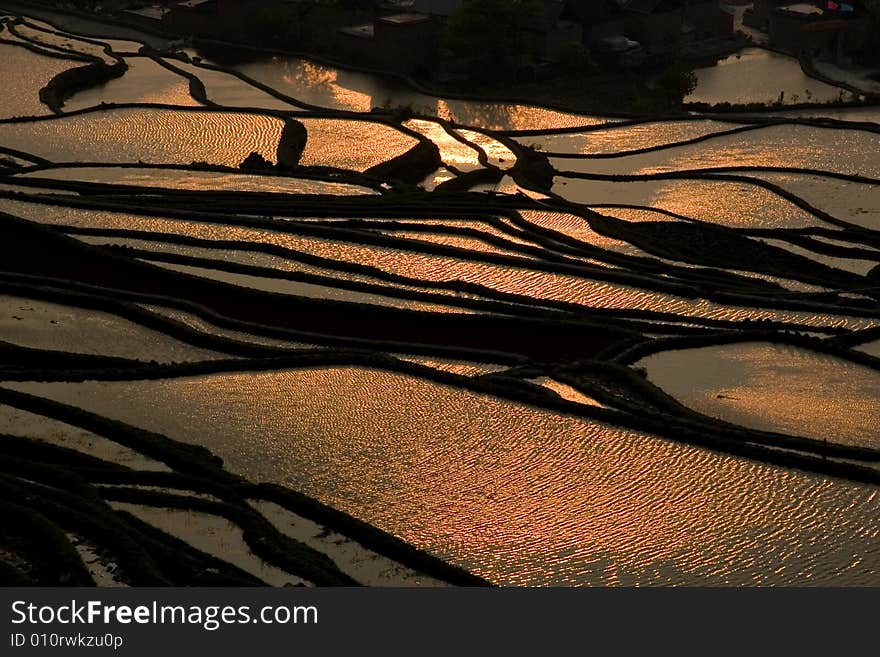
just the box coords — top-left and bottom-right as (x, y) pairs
(5, 198), (870, 329)
(3, 17), (880, 588)
(234, 55), (616, 130)
(19, 166), (375, 195)
(0, 43), (76, 119)
(64, 57), (199, 110)
(640, 342), (880, 448)
(553, 177), (826, 229)
(143, 261), (475, 314)
(0, 109), (418, 171)
(403, 119), (482, 170)
(298, 118), (417, 171)
(553, 125), (880, 178)
(10, 367), (880, 586)
(516, 120), (737, 155)
(687, 48), (853, 105)
(13, 22), (115, 64)
(0, 108), (283, 166)
(0, 294), (219, 362)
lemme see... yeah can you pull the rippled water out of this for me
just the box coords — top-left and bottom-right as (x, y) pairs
(639, 342), (880, 449)
(553, 177), (826, 229)
(0, 43), (75, 119)
(150, 231), (877, 326)
(0, 108), (282, 166)
(137, 260), (474, 314)
(297, 118), (417, 171)
(380, 231), (525, 258)
(10, 367), (880, 586)
(3, 12), (880, 587)
(516, 120), (738, 155)
(9, 200), (869, 329)
(18, 166), (375, 195)
(0, 109), (416, 171)
(553, 124), (880, 178)
(519, 210), (648, 255)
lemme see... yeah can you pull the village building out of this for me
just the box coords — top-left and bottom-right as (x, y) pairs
(337, 0), (585, 74)
(743, 0), (787, 28)
(120, 4), (173, 30)
(742, 1), (875, 61)
(565, 0), (628, 47)
(684, 0), (735, 38)
(768, 2), (872, 61)
(338, 12), (439, 73)
(621, 0), (685, 52)
(614, 0), (733, 53)
(163, 0), (217, 34)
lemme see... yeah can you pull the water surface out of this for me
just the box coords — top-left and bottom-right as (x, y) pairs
(639, 342), (880, 448)
(688, 48), (852, 106)
(10, 367), (880, 585)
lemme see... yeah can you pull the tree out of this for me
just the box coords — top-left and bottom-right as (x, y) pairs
(655, 65), (698, 107)
(444, 0), (540, 81)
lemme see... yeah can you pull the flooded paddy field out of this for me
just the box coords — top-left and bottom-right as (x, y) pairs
(16, 166), (377, 195)
(638, 342), (880, 449)
(63, 57), (199, 110)
(0, 43), (77, 119)
(0, 11), (879, 587)
(687, 48), (855, 106)
(10, 366), (880, 586)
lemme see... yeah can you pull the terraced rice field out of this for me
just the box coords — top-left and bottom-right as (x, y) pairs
(1, 11), (879, 587)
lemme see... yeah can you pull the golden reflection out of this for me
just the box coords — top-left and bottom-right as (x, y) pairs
(528, 377), (607, 407)
(437, 99), (613, 131)
(13, 23), (115, 63)
(0, 294), (219, 362)
(553, 125), (880, 178)
(456, 129), (516, 169)
(12, 368), (880, 585)
(0, 43), (77, 119)
(64, 58), (200, 111)
(20, 167), (372, 195)
(688, 47), (854, 105)
(299, 118), (418, 171)
(0, 108), (283, 167)
(517, 120), (735, 155)
(278, 58), (372, 111)
(4, 200), (874, 330)
(554, 177), (823, 229)
(639, 342), (880, 449)
(403, 119), (482, 170)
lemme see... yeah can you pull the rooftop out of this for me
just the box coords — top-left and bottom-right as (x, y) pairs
(176, 0), (214, 9)
(378, 12), (431, 25)
(123, 6), (171, 20)
(340, 23), (375, 38)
